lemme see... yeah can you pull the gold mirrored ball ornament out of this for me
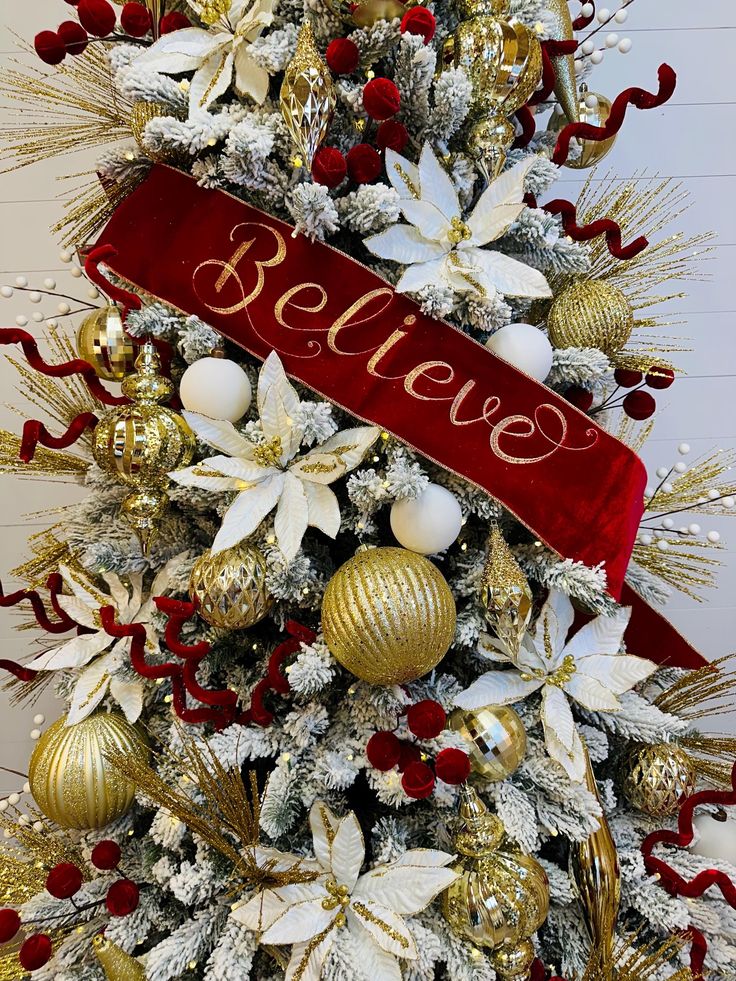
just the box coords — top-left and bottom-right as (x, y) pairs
(622, 742), (697, 818)
(189, 543), (273, 630)
(77, 304), (137, 381)
(321, 546), (456, 685)
(547, 88), (616, 169)
(546, 278), (633, 357)
(449, 705), (527, 781)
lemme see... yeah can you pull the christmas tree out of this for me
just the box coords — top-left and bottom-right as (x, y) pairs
(0, 0), (735, 979)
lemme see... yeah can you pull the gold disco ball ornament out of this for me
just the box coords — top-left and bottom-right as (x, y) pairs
(546, 278), (634, 357)
(29, 713), (149, 830)
(547, 87), (616, 169)
(77, 304), (137, 382)
(622, 742), (697, 818)
(321, 546), (456, 685)
(189, 543), (273, 630)
(449, 705), (527, 781)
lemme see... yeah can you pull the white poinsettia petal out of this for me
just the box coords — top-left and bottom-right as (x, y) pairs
(544, 720), (586, 783)
(26, 631), (111, 671)
(233, 879), (324, 933)
(561, 605), (632, 663)
(110, 674), (145, 723)
(310, 801), (340, 872)
(392, 850), (455, 868)
(418, 142), (460, 223)
(261, 898), (336, 945)
(353, 862), (457, 915)
(182, 412), (255, 458)
(400, 200), (451, 243)
(211, 474), (285, 554)
(150, 551), (189, 598)
(455, 670), (541, 710)
(200, 454), (272, 484)
(285, 927), (337, 981)
(477, 632), (514, 663)
(575, 652), (657, 695)
(347, 919), (402, 981)
(189, 46), (234, 112)
(384, 148), (420, 201)
(258, 352), (304, 460)
(468, 157), (534, 228)
(303, 481), (341, 537)
(466, 202), (524, 248)
(56, 594), (101, 631)
(396, 256), (449, 295)
(233, 44), (270, 104)
(100, 573), (129, 614)
(291, 427), (379, 485)
(274, 472), (310, 561)
(348, 899), (416, 959)
(470, 248), (552, 299)
(60, 564), (108, 608)
(563, 671), (621, 713)
(126, 573), (144, 621)
(67, 655), (114, 725)
(168, 462), (254, 493)
(365, 224), (447, 265)
(330, 812), (365, 891)
(135, 27), (216, 68)
(533, 590), (574, 656)
(541, 684), (576, 753)
(235, 0), (275, 39)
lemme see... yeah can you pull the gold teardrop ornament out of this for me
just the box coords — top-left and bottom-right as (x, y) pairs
(280, 22), (336, 168)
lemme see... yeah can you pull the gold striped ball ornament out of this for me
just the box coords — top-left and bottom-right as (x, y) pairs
(29, 713), (149, 830)
(622, 742), (697, 818)
(77, 304), (137, 381)
(321, 546), (456, 685)
(189, 543), (273, 630)
(448, 705), (527, 781)
(547, 278), (634, 357)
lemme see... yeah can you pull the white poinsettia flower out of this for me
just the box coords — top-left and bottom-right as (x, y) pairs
(135, 0), (275, 114)
(170, 352), (379, 561)
(456, 590), (657, 783)
(365, 142), (552, 302)
(25, 557), (185, 725)
(232, 800), (458, 981)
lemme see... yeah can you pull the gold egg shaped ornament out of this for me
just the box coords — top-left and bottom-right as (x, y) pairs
(449, 705), (527, 781)
(547, 89), (617, 169)
(321, 546), (456, 685)
(546, 278), (634, 357)
(189, 543), (273, 630)
(77, 305), (137, 381)
(622, 742), (697, 818)
(29, 713), (149, 830)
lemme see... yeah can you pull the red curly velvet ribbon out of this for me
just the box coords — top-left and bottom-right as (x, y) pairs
(572, 4), (595, 30)
(85, 245), (142, 319)
(0, 573), (79, 636)
(19, 412), (99, 464)
(525, 192), (648, 260)
(237, 621), (317, 727)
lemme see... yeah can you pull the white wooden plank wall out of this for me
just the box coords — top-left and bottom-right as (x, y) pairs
(0, 1), (734, 792)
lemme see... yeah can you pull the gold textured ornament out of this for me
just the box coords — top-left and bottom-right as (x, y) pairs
(544, 0), (578, 125)
(321, 546), (456, 685)
(280, 23), (336, 168)
(77, 304), (137, 381)
(189, 543), (273, 630)
(449, 705), (527, 781)
(94, 935), (146, 981)
(324, 0), (408, 26)
(443, 0), (542, 180)
(93, 341), (195, 553)
(546, 278), (634, 356)
(480, 526), (533, 655)
(443, 786), (549, 980)
(547, 87), (616, 169)
(28, 713), (149, 830)
(622, 742), (697, 818)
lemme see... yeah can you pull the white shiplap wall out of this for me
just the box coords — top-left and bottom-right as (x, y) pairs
(0, 1), (735, 792)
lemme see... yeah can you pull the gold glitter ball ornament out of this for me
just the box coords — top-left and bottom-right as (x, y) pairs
(280, 22), (336, 168)
(547, 88), (616, 169)
(622, 742), (697, 818)
(94, 935), (146, 981)
(77, 305), (137, 382)
(546, 278), (634, 357)
(29, 713), (149, 830)
(448, 704), (527, 781)
(189, 543), (273, 630)
(321, 546), (456, 685)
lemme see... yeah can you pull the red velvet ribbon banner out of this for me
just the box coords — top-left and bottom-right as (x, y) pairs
(95, 164), (705, 669)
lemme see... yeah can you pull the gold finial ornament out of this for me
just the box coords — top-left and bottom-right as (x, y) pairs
(77, 304), (137, 381)
(443, 786), (549, 980)
(448, 705), (527, 780)
(544, 0), (579, 125)
(547, 87), (616, 169)
(280, 22), (336, 168)
(189, 544), (273, 630)
(92, 341), (195, 553)
(622, 742), (697, 818)
(442, 0), (542, 180)
(480, 526), (533, 656)
(546, 278), (634, 356)
(94, 935), (146, 981)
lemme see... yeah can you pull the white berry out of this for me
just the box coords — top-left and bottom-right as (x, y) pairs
(662, 518), (674, 529)
(70, 265), (83, 278)
(29, 291), (41, 303)
(674, 462), (686, 473)
(1, 286), (13, 298)
(657, 540), (670, 551)
(43, 278), (56, 290)
(33, 821), (44, 832)
(662, 483), (673, 494)
(88, 288), (100, 300)
(581, 2), (594, 14)
(8, 793), (20, 806)
(15, 276), (28, 288)
(708, 531), (721, 543)
(23, 782), (30, 794)
(32, 312), (43, 323)
(614, 7), (628, 22)
(15, 315), (27, 327)
(60, 251), (73, 263)
(597, 7), (611, 21)
(618, 37), (632, 53)
(724, 497), (735, 508)
(33, 714), (45, 725)
(584, 93), (599, 108)
(640, 534), (653, 546)
(678, 442), (691, 455)
(605, 33), (619, 47)
(57, 302), (71, 315)
(30, 728), (41, 740)
(688, 523), (701, 535)
(656, 467), (668, 478)
(581, 39), (595, 55)
(590, 49), (604, 64)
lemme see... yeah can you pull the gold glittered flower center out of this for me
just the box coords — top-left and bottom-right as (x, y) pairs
(321, 877), (350, 927)
(199, 0), (231, 25)
(448, 216), (472, 246)
(253, 435), (283, 468)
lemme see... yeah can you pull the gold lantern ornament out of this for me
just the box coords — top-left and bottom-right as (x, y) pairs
(449, 705), (527, 781)
(77, 304), (137, 382)
(622, 741), (697, 818)
(189, 543), (273, 630)
(546, 278), (634, 357)
(547, 85), (617, 169)
(321, 546), (456, 685)
(442, 0), (542, 180)
(94, 935), (146, 981)
(443, 786), (549, 981)
(93, 341), (195, 553)
(29, 713), (149, 830)
(280, 22), (336, 168)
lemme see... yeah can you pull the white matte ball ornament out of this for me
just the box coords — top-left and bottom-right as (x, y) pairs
(390, 483), (463, 555)
(690, 811), (736, 863)
(180, 356), (252, 423)
(486, 323), (553, 382)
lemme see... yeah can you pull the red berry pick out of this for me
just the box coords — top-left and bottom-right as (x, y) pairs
(623, 389), (656, 420)
(646, 366), (675, 390)
(326, 38), (360, 75)
(0, 909), (21, 944)
(160, 11), (192, 32)
(45, 862), (83, 900)
(19, 935), (53, 972)
(435, 748), (471, 785)
(346, 143), (382, 184)
(397, 741), (422, 772)
(121, 2), (153, 36)
(77, 0), (117, 37)
(366, 731), (401, 771)
(362, 78), (401, 121)
(58, 21), (89, 56)
(376, 120), (409, 153)
(91, 840), (122, 871)
(34, 31), (66, 65)
(613, 367), (642, 388)
(106, 879), (140, 917)
(401, 7), (436, 43)
(312, 147), (347, 188)
(565, 386), (594, 412)
(401, 761), (436, 799)
(406, 699), (446, 740)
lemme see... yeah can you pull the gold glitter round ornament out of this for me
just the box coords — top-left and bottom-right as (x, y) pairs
(94, 935), (146, 981)
(321, 546), (456, 685)
(449, 705), (527, 781)
(29, 713), (149, 830)
(546, 278), (634, 356)
(547, 88), (616, 169)
(622, 742), (697, 818)
(189, 543), (273, 630)
(77, 305), (137, 382)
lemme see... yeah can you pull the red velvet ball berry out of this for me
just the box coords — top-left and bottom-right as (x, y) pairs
(0, 909), (21, 944)
(91, 840), (122, 871)
(397, 741), (422, 772)
(34, 31), (66, 65)
(160, 11), (192, 33)
(376, 119), (409, 153)
(45, 863), (83, 900)
(406, 699), (446, 740)
(623, 389), (656, 420)
(565, 386), (594, 412)
(77, 0), (117, 37)
(106, 879), (140, 917)
(19, 935), (53, 972)
(401, 761), (436, 799)
(64, 0), (80, 5)
(362, 78), (401, 121)
(401, 7), (436, 43)
(613, 367), (642, 388)
(121, 2), (152, 36)
(312, 146), (347, 188)
(366, 731), (401, 771)
(346, 143), (382, 184)
(326, 38), (360, 75)
(645, 366), (675, 390)
(58, 21), (89, 56)
(435, 748), (471, 785)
